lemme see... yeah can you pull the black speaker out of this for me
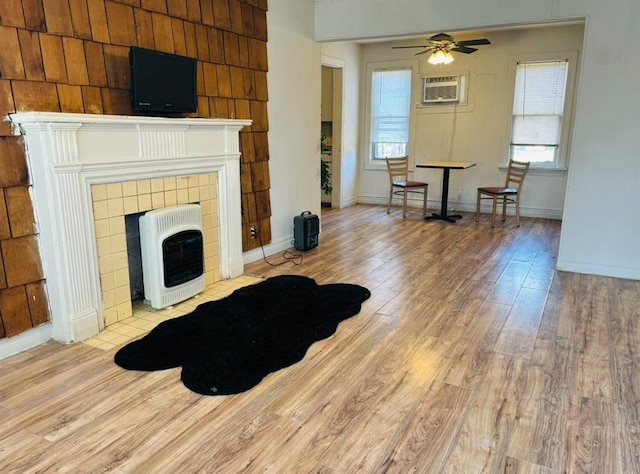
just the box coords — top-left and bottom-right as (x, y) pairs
(293, 211), (319, 251)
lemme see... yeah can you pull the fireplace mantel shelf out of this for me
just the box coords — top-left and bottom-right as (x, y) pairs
(10, 112), (251, 344)
(11, 111), (249, 128)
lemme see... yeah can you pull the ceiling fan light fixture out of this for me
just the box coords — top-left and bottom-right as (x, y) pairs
(427, 50), (443, 65)
(428, 49), (454, 65)
(443, 51), (454, 64)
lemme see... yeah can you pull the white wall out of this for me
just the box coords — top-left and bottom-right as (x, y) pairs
(321, 42), (362, 208)
(245, 1), (363, 263)
(244, 0), (321, 263)
(315, 0), (640, 280)
(358, 24), (584, 219)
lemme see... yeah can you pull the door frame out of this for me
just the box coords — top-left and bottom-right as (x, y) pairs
(321, 54), (345, 209)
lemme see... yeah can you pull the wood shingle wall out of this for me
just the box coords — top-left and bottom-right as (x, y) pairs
(0, 0), (270, 340)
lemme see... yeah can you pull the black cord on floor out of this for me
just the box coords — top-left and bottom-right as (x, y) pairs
(255, 231), (303, 266)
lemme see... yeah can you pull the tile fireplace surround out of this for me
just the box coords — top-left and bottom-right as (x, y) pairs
(9, 112), (251, 348)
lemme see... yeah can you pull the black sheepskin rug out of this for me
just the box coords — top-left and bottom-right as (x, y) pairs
(114, 275), (371, 395)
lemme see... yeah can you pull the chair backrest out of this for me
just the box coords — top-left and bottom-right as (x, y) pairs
(505, 159), (530, 190)
(385, 157), (409, 185)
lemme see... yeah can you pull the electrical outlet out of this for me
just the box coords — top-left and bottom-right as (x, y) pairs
(456, 189), (463, 200)
(250, 225), (258, 239)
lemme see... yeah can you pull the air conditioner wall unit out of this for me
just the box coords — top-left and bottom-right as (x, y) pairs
(423, 75), (459, 103)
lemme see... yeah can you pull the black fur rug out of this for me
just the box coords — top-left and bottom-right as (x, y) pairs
(114, 275), (370, 395)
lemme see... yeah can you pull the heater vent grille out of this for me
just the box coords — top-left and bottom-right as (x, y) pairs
(152, 205), (202, 235)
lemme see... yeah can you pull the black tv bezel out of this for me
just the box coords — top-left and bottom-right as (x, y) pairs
(129, 46), (198, 116)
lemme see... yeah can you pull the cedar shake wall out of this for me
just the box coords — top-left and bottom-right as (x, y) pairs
(0, 0), (271, 339)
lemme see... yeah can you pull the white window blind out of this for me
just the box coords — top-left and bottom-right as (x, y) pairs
(511, 60), (568, 165)
(371, 69), (412, 159)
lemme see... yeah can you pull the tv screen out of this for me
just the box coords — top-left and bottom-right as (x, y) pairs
(130, 46), (197, 116)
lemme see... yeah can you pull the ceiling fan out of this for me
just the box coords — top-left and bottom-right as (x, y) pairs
(392, 32), (491, 64)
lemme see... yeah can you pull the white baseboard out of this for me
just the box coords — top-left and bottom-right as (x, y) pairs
(243, 234), (294, 265)
(340, 196), (359, 207)
(356, 195), (563, 220)
(557, 258), (640, 280)
(0, 324), (52, 361)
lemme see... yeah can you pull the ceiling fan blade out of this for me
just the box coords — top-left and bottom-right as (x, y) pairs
(392, 45), (428, 49)
(415, 49), (431, 56)
(429, 32), (454, 42)
(451, 45), (478, 54)
(457, 38), (491, 46)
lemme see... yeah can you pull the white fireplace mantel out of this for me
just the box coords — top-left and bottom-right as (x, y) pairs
(10, 112), (251, 344)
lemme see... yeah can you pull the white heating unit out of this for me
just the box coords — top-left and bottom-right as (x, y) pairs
(140, 204), (205, 309)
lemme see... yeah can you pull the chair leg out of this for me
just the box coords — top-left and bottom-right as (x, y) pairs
(402, 189), (408, 218)
(476, 190), (481, 222)
(491, 196), (497, 228)
(422, 187), (428, 216)
(502, 197), (507, 222)
(515, 196), (521, 226)
(387, 188), (393, 214)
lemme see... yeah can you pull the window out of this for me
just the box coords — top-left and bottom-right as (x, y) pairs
(510, 60), (569, 167)
(370, 68), (412, 160)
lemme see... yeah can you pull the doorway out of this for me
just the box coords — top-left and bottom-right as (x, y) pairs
(320, 57), (344, 209)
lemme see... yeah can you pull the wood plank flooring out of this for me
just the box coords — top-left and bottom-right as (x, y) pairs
(1, 204), (639, 473)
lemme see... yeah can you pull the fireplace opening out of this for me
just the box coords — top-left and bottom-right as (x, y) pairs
(139, 204), (205, 309)
(125, 212), (146, 302)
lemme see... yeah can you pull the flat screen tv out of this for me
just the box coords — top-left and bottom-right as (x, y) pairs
(130, 46), (197, 116)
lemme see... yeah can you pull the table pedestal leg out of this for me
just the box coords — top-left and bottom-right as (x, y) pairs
(425, 168), (462, 223)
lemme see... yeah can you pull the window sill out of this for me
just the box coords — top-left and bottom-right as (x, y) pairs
(499, 166), (567, 177)
(365, 160), (425, 172)
(416, 103), (474, 114)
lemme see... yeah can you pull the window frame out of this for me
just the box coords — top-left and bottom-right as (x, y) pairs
(506, 51), (579, 171)
(363, 60), (419, 171)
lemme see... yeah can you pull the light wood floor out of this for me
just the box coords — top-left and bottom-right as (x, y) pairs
(2, 204), (639, 473)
